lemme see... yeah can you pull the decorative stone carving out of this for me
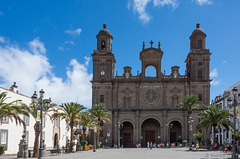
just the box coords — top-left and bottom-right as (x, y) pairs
(144, 89), (158, 104)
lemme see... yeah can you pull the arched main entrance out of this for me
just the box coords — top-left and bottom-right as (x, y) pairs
(120, 121), (133, 148)
(169, 121), (182, 145)
(141, 118), (161, 147)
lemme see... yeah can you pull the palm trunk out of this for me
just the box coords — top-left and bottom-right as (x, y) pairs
(82, 127), (86, 140)
(70, 122), (74, 152)
(213, 126), (216, 146)
(96, 119), (101, 146)
(33, 121), (40, 157)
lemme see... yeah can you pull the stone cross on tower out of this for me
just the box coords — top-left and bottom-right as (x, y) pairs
(150, 40), (154, 48)
(158, 41), (161, 49)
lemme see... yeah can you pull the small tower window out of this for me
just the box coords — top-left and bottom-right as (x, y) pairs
(198, 40), (202, 49)
(198, 62), (202, 67)
(100, 95), (104, 103)
(198, 70), (202, 78)
(198, 94), (202, 101)
(101, 40), (106, 50)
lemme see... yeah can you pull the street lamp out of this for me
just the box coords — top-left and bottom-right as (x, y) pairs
(93, 117), (97, 152)
(228, 87), (238, 159)
(166, 122), (173, 148)
(31, 89), (51, 159)
(188, 116), (194, 151)
(118, 121), (123, 148)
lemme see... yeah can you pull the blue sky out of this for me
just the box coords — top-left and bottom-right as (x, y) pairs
(0, 0), (240, 107)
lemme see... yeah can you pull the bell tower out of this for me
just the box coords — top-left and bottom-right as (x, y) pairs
(185, 23), (211, 80)
(92, 24), (116, 81)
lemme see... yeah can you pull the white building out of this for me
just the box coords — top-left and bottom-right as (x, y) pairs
(0, 83), (71, 155)
(212, 81), (240, 145)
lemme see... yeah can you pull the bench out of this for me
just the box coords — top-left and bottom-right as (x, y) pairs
(48, 149), (58, 156)
(85, 145), (94, 151)
(64, 148), (70, 153)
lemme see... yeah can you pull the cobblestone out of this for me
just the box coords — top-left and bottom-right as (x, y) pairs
(0, 147), (234, 159)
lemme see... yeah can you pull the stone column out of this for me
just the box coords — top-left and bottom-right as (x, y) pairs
(135, 111), (140, 146)
(162, 111), (167, 144)
(112, 111), (118, 147)
(163, 83), (167, 106)
(183, 111), (189, 142)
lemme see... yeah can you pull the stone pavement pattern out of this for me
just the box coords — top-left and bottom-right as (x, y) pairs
(0, 148), (233, 159)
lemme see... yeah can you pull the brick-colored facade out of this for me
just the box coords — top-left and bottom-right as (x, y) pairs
(91, 23), (211, 147)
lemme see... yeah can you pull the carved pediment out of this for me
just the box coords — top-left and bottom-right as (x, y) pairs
(170, 86), (181, 95)
(121, 88), (133, 95)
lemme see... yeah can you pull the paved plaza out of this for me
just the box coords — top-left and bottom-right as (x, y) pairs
(0, 148), (235, 159)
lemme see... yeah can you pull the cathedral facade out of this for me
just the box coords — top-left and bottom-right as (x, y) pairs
(91, 23), (211, 147)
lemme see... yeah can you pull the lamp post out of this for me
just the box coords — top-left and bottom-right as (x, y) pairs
(166, 122), (173, 148)
(31, 89), (51, 159)
(93, 117), (97, 152)
(228, 87), (238, 159)
(117, 121), (123, 148)
(188, 116), (194, 151)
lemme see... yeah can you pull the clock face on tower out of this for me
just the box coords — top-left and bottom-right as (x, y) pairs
(100, 71), (105, 76)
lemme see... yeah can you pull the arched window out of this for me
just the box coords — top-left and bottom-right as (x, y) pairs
(198, 40), (202, 49)
(198, 94), (202, 101)
(145, 66), (157, 77)
(172, 95), (178, 107)
(124, 96), (130, 108)
(198, 70), (202, 78)
(100, 95), (104, 103)
(101, 40), (106, 50)
(198, 62), (202, 67)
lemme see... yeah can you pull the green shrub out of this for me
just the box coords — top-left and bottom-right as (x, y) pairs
(0, 146), (7, 155)
(80, 140), (88, 145)
(193, 132), (203, 146)
(70, 141), (75, 147)
(183, 140), (188, 144)
(97, 144), (101, 148)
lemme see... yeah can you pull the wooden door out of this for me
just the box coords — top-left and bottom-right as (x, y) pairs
(170, 132), (177, 143)
(145, 131), (155, 145)
(124, 133), (132, 147)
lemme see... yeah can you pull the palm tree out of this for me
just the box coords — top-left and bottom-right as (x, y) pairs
(179, 94), (202, 147)
(28, 99), (53, 157)
(0, 92), (29, 132)
(79, 111), (92, 141)
(196, 103), (233, 146)
(88, 104), (111, 146)
(179, 94), (203, 115)
(51, 102), (86, 152)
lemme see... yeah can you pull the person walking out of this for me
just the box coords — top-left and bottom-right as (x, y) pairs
(147, 141), (150, 149)
(150, 142), (153, 150)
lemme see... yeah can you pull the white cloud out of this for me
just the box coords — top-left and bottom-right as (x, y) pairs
(29, 38), (46, 54)
(129, 0), (178, 23)
(84, 56), (91, 66)
(132, 0), (152, 23)
(153, 0), (178, 8)
(195, 0), (212, 5)
(211, 79), (220, 86)
(210, 68), (220, 86)
(210, 68), (218, 78)
(127, 0), (131, 9)
(65, 28), (82, 36)
(0, 36), (5, 43)
(58, 46), (70, 52)
(64, 41), (75, 45)
(0, 38), (92, 108)
(222, 60), (227, 65)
